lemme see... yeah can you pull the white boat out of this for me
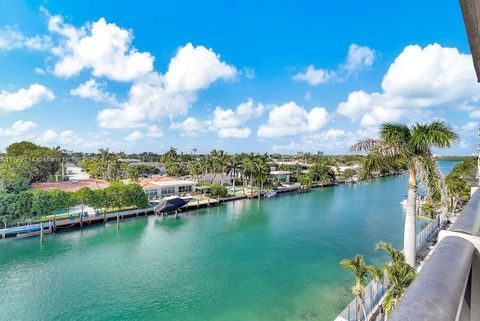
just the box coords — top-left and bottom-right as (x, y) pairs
(400, 199), (407, 208)
(264, 190), (277, 199)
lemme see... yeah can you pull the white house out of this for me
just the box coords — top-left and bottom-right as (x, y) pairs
(140, 176), (196, 199)
(269, 171), (292, 183)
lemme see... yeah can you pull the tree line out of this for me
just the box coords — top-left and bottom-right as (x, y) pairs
(0, 183), (148, 228)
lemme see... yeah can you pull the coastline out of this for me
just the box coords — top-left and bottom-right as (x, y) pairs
(0, 171), (406, 240)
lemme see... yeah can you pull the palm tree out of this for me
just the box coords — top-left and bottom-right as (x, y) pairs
(226, 156), (243, 195)
(162, 147), (179, 165)
(373, 241), (416, 316)
(351, 121), (458, 266)
(254, 154), (270, 198)
(242, 153), (256, 191)
(213, 150), (229, 185)
(381, 261), (416, 316)
(309, 162), (336, 185)
(188, 160), (202, 180)
(340, 254), (375, 321)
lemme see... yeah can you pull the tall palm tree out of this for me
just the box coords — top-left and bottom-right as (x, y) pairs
(351, 120), (458, 266)
(242, 153), (256, 191)
(340, 254), (376, 321)
(226, 156), (243, 195)
(254, 154), (270, 198)
(214, 151), (229, 185)
(188, 160), (202, 180)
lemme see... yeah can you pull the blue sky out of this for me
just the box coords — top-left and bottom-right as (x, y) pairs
(0, 0), (478, 154)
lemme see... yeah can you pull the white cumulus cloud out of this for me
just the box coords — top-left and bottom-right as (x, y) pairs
(293, 43), (375, 85)
(164, 43), (236, 93)
(257, 101), (328, 137)
(337, 43), (480, 126)
(70, 79), (117, 105)
(146, 125), (163, 137)
(0, 26), (51, 51)
(125, 130), (142, 142)
(342, 43), (375, 75)
(38, 129), (76, 145)
(170, 117), (206, 136)
(218, 127), (251, 138)
(98, 43), (237, 128)
(48, 15), (154, 81)
(0, 84), (54, 112)
(0, 120), (37, 136)
(292, 65), (335, 86)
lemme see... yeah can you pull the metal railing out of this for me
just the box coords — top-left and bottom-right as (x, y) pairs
(389, 189), (480, 321)
(335, 212), (446, 321)
(416, 213), (445, 253)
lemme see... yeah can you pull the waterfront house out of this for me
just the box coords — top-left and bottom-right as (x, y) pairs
(269, 171), (292, 183)
(140, 176), (196, 200)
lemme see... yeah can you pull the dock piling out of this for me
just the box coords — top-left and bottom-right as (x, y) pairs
(40, 222), (44, 244)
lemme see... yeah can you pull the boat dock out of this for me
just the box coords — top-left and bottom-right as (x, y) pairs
(0, 196), (221, 239)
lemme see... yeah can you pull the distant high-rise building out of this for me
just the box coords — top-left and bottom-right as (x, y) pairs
(317, 151), (324, 156)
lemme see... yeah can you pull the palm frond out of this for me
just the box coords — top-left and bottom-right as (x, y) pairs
(350, 138), (383, 153)
(410, 120), (459, 154)
(415, 156), (448, 211)
(375, 241), (405, 264)
(380, 123), (411, 147)
(367, 265), (384, 282)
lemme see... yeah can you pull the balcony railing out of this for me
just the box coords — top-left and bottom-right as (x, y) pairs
(335, 212), (446, 321)
(389, 189), (480, 321)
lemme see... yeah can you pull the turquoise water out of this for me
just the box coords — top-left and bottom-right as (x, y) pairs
(0, 161), (457, 321)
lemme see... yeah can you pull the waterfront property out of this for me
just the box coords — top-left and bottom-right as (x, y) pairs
(269, 170), (292, 183)
(0, 170), (430, 321)
(140, 176), (196, 200)
(181, 173), (234, 186)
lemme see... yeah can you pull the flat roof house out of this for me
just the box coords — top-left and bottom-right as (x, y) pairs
(140, 176), (196, 200)
(269, 171), (292, 183)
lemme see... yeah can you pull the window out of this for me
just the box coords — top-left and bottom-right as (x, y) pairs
(145, 190), (158, 197)
(161, 187), (175, 196)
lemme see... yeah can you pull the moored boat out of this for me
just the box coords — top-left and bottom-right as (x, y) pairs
(264, 190), (277, 199)
(154, 196), (188, 214)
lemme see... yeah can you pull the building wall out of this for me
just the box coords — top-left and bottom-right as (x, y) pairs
(144, 184), (194, 199)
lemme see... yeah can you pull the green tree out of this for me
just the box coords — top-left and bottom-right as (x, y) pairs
(74, 187), (96, 227)
(374, 242), (416, 316)
(127, 166), (140, 182)
(226, 155), (243, 195)
(297, 174), (311, 186)
(309, 162), (336, 185)
(0, 158), (33, 192)
(445, 173), (470, 213)
(209, 184), (228, 198)
(6, 141), (62, 182)
(30, 190), (55, 217)
(343, 168), (358, 181)
(340, 255), (378, 321)
(351, 121), (458, 266)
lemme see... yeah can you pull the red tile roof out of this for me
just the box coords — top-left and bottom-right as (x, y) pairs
(31, 179), (110, 192)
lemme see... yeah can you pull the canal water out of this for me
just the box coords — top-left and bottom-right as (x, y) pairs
(0, 161), (457, 321)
